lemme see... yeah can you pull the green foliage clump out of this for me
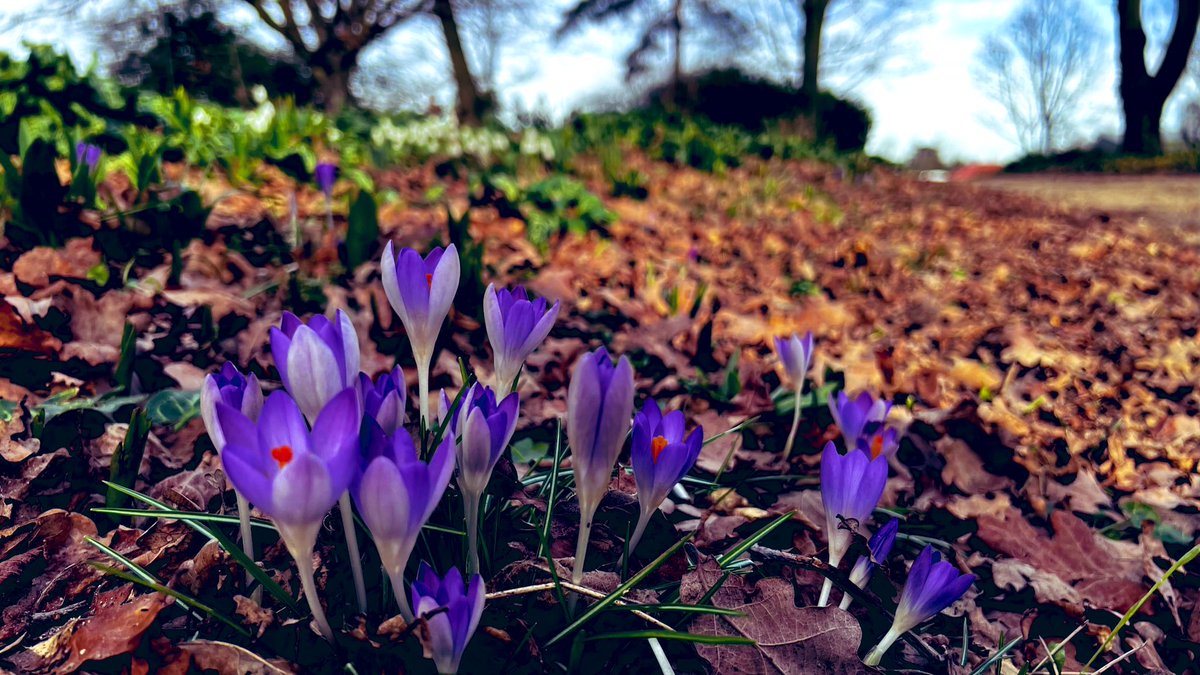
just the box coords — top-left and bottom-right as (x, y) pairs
(479, 173), (616, 251)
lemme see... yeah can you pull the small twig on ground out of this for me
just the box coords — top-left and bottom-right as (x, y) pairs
(488, 581), (673, 631)
(31, 600), (88, 622)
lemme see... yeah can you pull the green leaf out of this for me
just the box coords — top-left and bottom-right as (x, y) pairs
(584, 630), (754, 645)
(345, 189), (379, 270)
(106, 410), (150, 513)
(145, 390), (200, 428)
(510, 437), (550, 465)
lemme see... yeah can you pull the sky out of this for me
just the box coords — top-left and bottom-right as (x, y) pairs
(1, 0), (1196, 165)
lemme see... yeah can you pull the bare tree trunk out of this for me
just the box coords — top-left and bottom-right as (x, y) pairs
(1117, 0), (1200, 154)
(671, 0), (684, 106)
(800, 0), (829, 101)
(314, 67), (351, 116)
(434, 0), (483, 126)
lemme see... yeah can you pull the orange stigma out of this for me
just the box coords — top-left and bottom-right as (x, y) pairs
(271, 445), (294, 469)
(425, 273), (433, 288)
(870, 434), (884, 460)
(651, 436), (669, 462)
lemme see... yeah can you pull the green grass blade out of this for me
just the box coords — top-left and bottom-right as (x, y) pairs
(584, 630), (754, 645)
(547, 533), (693, 646)
(717, 512), (794, 569)
(89, 561), (250, 638)
(1084, 540), (1200, 669)
(969, 637), (1020, 675)
(538, 419), (564, 558)
(92, 507), (276, 528)
(101, 480), (298, 611)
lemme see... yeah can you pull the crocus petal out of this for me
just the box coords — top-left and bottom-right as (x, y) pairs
(310, 387), (362, 496)
(200, 374), (225, 449)
(355, 457), (412, 541)
(220, 442), (274, 509)
(335, 311), (360, 386)
(256, 392), (312, 463)
(270, 452), (334, 525)
(286, 327), (345, 423)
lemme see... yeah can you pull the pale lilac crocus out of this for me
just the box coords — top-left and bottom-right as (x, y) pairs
(863, 545), (975, 666)
(75, 142), (101, 173)
(359, 367), (407, 436)
(270, 309), (367, 611)
(200, 363), (263, 583)
(216, 388), (360, 640)
(483, 283), (560, 391)
(410, 563), (485, 674)
(566, 347), (634, 598)
(626, 399), (702, 565)
(444, 384), (519, 574)
(839, 518), (898, 610)
(828, 391), (893, 452)
(818, 440), (888, 607)
(773, 332), (814, 457)
(381, 243), (460, 429)
(353, 428), (454, 620)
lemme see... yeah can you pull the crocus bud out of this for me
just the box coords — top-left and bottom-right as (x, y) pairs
(818, 440), (888, 607)
(828, 391), (892, 451)
(450, 384), (520, 497)
(200, 362), (263, 450)
(75, 142), (101, 172)
(566, 347), (635, 518)
(353, 428), (454, 619)
(270, 310), (361, 425)
(359, 367), (407, 437)
(411, 563), (486, 675)
(863, 545), (974, 666)
(315, 162), (337, 198)
(483, 284), (560, 390)
(380, 243), (460, 366)
(773, 332), (814, 392)
(840, 519), (898, 610)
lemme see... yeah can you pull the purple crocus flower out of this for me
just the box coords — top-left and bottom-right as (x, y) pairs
(626, 399), (702, 558)
(216, 388), (361, 640)
(410, 562), (486, 675)
(444, 383), (519, 574)
(315, 162), (337, 198)
(817, 440), (887, 607)
(380, 243), (460, 428)
(828, 391), (892, 452)
(855, 425), (899, 461)
(566, 347), (634, 591)
(270, 310), (360, 425)
(353, 429), (454, 620)
(483, 283), (560, 390)
(200, 362), (263, 573)
(840, 518), (899, 610)
(773, 332), (814, 391)
(774, 331), (815, 457)
(359, 367), (407, 437)
(863, 545), (975, 666)
(75, 142), (101, 172)
(200, 363), (263, 450)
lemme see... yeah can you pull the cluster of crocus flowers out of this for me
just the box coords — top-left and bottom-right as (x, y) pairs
(566, 348), (634, 596)
(270, 309), (368, 612)
(441, 384), (519, 574)
(773, 332), (814, 457)
(199, 363), (263, 577)
(215, 388), (361, 641)
(483, 284), (560, 391)
(410, 563), (486, 675)
(863, 545), (975, 666)
(75, 141), (102, 173)
(626, 399), (702, 563)
(381, 243), (460, 429)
